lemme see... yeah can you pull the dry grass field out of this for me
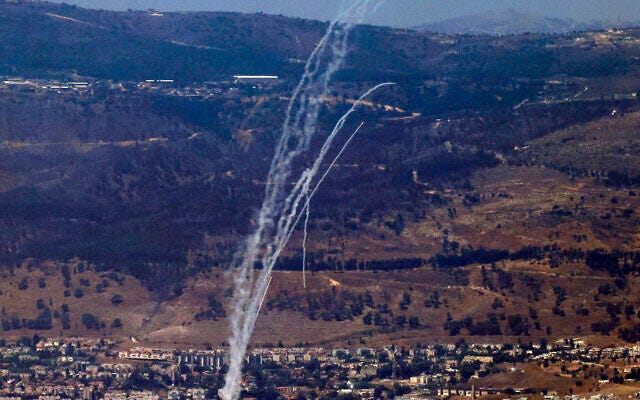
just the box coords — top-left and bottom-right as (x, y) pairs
(1, 253), (638, 350)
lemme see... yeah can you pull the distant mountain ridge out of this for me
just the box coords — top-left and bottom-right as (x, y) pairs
(416, 9), (640, 35)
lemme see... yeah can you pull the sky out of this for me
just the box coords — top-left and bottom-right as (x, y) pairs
(49, 0), (640, 27)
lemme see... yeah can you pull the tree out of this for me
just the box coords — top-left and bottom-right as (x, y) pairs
(553, 285), (567, 305)
(82, 313), (99, 330)
(61, 304), (71, 330)
(507, 314), (528, 335)
(626, 304), (635, 320)
(460, 361), (481, 381)
(399, 292), (411, 310)
(491, 298), (504, 309)
(425, 291), (441, 308)
(111, 294), (123, 305)
(446, 320), (463, 336)
(374, 312), (388, 326)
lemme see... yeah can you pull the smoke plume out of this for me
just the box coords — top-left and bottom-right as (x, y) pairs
(219, 2), (391, 399)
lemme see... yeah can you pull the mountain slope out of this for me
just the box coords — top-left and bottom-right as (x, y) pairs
(416, 9), (637, 35)
(0, 1), (293, 81)
(2, 249), (640, 349)
(1, 1), (640, 345)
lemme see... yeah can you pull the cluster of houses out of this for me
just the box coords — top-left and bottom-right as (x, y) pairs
(0, 78), (91, 94)
(118, 348), (225, 371)
(1, 336), (640, 400)
(0, 75), (280, 98)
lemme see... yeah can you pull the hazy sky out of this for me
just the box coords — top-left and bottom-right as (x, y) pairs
(49, 0), (640, 27)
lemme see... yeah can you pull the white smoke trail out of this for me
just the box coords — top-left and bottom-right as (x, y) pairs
(300, 120), (365, 287)
(219, 2), (392, 400)
(281, 82), (393, 250)
(301, 193), (310, 289)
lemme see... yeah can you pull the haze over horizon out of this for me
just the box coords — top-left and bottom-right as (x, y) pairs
(48, 0), (640, 28)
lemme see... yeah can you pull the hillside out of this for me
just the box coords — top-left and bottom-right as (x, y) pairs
(524, 110), (640, 185)
(0, 1), (640, 344)
(0, 0), (306, 81)
(416, 9), (640, 35)
(416, 9), (577, 35)
(2, 250), (640, 349)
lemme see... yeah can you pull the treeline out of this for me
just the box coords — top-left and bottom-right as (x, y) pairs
(585, 249), (640, 276)
(274, 246), (640, 274)
(552, 167), (640, 188)
(430, 248), (509, 269)
(273, 256), (424, 272)
(605, 171), (640, 187)
(429, 244), (640, 272)
(428, 244), (554, 268)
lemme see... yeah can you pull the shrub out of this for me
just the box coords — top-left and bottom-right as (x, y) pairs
(81, 313), (99, 330)
(491, 298), (504, 309)
(111, 294), (123, 305)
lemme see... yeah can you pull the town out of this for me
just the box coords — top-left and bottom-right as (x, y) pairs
(0, 76), (280, 98)
(1, 336), (640, 400)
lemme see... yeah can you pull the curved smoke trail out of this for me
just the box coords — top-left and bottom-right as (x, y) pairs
(301, 120), (364, 288)
(219, 2), (390, 400)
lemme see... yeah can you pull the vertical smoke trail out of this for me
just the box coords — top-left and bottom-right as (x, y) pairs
(219, 2), (391, 400)
(301, 194), (310, 289)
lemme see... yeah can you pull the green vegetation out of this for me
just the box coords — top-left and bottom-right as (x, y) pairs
(110, 294), (123, 305)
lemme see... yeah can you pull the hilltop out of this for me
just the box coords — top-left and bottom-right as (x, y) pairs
(416, 9), (640, 35)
